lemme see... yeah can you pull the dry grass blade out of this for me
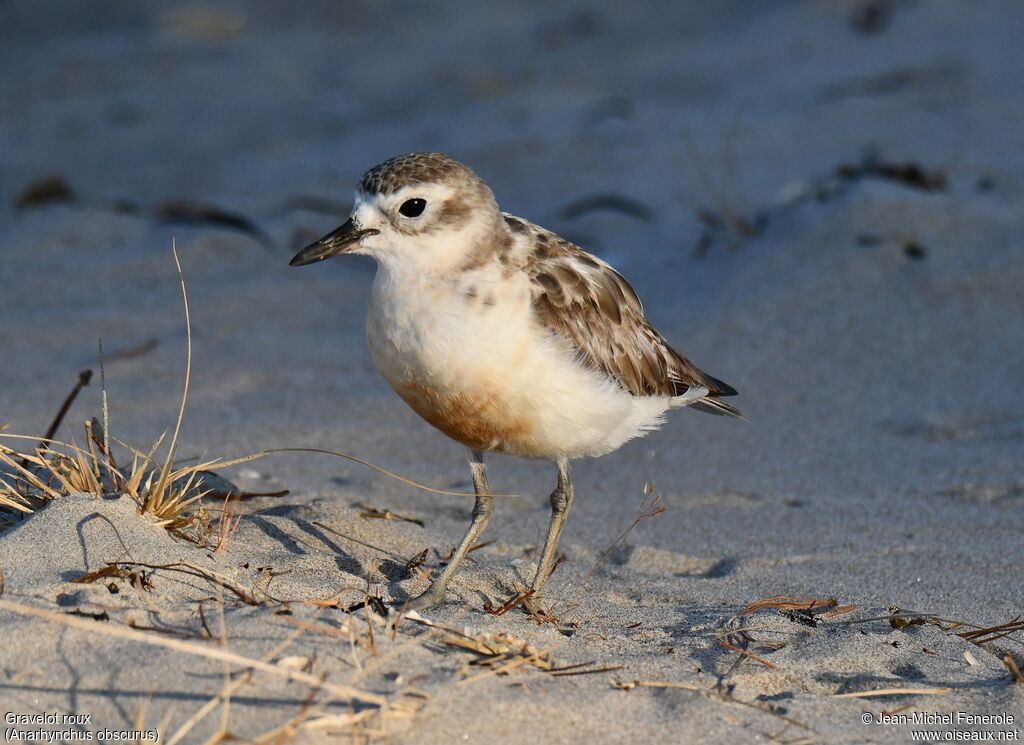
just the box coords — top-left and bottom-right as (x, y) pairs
(549, 664), (624, 678)
(70, 564), (150, 588)
(834, 687), (952, 699)
(263, 448), (515, 499)
(483, 590), (535, 617)
(443, 630), (553, 683)
(0, 447), (63, 501)
(822, 604), (862, 619)
(311, 520), (419, 567)
(738, 595), (837, 616)
(40, 369), (93, 446)
(113, 561), (261, 605)
(357, 502), (424, 527)
(0, 598), (386, 706)
(957, 616), (1024, 646)
(144, 241), (193, 519)
(573, 488), (666, 604)
(0, 475), (33, 513)
(438, 539), (493, 563)
(841, 611), (1024, 649)
(719, 640), (778, 669)
(38, 446), (103, 496)
(213, 493), (243, 555)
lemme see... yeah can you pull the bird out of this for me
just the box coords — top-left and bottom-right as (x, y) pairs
(290, 152), (742, 612)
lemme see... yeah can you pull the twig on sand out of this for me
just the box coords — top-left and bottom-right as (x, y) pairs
(614, 679), (811, 732)
(483, 590), (535, 617)
(821, 604), (862, 619)
(357, 502), (424, 527)
(112, 561), (261, 606)
(41, 369), (93, 446)
(0, 599), (386, 706)
(738, 596), (837, 617)
(438, 628), (554, 685)
(719, 595), (837, 669)
(719, 641), (778, 669)
(958, 616), (1024, 646)
(549, 664), (624, 678)
(150, 200), (273, 248)
(14, 369), (91, 470)
(843, 611), (1024, 649)
(834, 687), (952, 699)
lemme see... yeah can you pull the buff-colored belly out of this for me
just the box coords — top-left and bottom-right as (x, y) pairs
(389, 376), (533, 454)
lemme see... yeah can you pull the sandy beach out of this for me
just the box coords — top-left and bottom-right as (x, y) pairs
(1, 1), (1022, 742)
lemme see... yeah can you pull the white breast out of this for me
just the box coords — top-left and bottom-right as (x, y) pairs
(365, 263), (672, 459)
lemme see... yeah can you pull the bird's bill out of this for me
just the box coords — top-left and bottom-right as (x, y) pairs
(289, 219), (379, 266)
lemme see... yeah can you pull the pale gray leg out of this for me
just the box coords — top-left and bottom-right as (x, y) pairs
(405, 450), (492, 611)
(529, 457), (574, 598)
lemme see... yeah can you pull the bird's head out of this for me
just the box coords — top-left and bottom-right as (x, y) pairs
(290, 153), (503, 273)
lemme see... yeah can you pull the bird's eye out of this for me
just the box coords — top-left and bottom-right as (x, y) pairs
(399, 198), (426, 218)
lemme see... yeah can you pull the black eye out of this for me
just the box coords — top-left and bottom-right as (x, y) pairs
(399, 198), (426, 218)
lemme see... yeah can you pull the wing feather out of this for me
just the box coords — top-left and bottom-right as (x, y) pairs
(522, 224), (739, 410)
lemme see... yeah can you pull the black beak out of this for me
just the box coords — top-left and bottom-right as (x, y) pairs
(289, 219), (379, 267)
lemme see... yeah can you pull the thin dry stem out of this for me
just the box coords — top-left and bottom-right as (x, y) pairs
(146, 241), (193, 518)
(0, 598), (386, 706)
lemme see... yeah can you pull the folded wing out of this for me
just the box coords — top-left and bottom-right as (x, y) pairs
(523, 226), (741, 417)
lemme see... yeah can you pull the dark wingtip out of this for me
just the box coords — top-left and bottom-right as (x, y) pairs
(702, 373), (738, 397)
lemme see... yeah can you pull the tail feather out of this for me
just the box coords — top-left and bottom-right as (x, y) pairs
(691, 396), (746, 420)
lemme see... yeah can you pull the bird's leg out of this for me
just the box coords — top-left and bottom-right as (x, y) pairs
(404, 450), (492, 611)
(529, 457), (574, 600)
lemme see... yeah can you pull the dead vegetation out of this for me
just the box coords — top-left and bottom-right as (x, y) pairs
(714, 592), (1024, 704)
(0, 247), (231, 537)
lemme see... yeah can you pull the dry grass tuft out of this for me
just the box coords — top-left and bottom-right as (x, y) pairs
(0, 245), (219, 535)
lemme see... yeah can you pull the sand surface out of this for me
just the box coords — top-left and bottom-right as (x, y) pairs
(1, 1), (1022, 742)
